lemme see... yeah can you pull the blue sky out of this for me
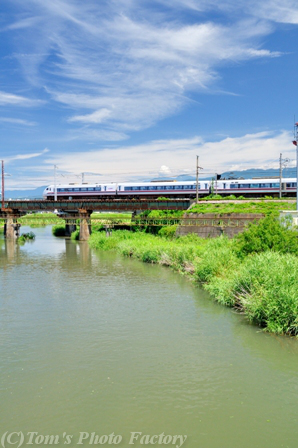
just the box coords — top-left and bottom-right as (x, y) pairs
(1, 0), (298, 189)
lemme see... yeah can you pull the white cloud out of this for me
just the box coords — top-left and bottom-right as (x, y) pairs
(3, 131), (294, 189)
(159, 165), (172, 176)
(0, 117), (36, 126)
(42, 131), (292, 183)
(6, 148), (49, 163)
(0, 91), (42, 107)
(69, 108), (111, 124)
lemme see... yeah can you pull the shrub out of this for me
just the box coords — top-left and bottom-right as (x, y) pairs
(71, 229), (80, 240)
(236, 215), (298, 256)
(158, 225), (177, 239)
(224, 195), (237, 200)
(52, 224), (66, 237)
(18, 232), (35, 243)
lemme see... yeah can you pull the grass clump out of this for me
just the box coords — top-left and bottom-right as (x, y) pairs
(229, 253), (298, 334)
(52, 224), (66, 237)
(194, 237), (238, 283)
(18, 232), (35, 243)
(71, 229), (80, 241)
(158, 225), (177, 239)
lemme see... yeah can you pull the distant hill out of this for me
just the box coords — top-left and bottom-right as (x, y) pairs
(3, 186), (46, 199)
(220, 168), (296, 180)
(151, 167), (297, 182)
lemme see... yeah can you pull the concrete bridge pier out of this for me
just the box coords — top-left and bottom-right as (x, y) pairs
(79, 209), (91, 241)
(5, 216), (21, 239)
(65, 219), (77, 237)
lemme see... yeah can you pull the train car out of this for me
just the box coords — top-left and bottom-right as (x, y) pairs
(43, 177), (298, 200)
(43, 183), (117, 200)
(116, 181), (210, 198)
(214, 178), (297, 197)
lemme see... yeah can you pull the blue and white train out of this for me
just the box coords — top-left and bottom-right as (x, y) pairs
(43, 178), (298, 200)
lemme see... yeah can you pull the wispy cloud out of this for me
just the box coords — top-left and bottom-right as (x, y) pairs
(3, 0), (286, 137)
(0, 91), (43, 107)
(68, 109), (111, 124)
(6, 148), (49, 163)
(0, 117), (36, 126)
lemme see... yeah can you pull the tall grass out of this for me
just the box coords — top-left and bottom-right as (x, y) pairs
(205, 253), (298, 335)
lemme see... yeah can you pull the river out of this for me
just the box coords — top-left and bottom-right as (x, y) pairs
(1, 226), (298, 448)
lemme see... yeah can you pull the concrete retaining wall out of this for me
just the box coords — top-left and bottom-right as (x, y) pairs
(176, 213), (264, 238)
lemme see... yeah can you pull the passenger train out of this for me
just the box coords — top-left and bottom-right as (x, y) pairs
(43, 178), (298, 200)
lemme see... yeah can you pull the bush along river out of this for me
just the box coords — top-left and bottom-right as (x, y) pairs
(1, 225), (298, 448)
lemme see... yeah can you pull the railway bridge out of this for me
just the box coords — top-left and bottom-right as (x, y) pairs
(1, 198), (191, 240)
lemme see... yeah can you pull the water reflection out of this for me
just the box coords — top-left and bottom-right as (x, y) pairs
(1, 227), (298, 448)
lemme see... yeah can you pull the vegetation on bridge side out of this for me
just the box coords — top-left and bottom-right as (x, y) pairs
(188, 199), (296, 216)
(19, 213), (62, 226)
(88, 216), (298, 336)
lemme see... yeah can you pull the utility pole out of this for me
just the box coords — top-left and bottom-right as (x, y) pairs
(196, 156), (199, 203)
(196, 156), (203, 204)
(54, 165), (58, 201)
(292, 123), (298, 210)
(1, 160), (4, 210)
(279, 153), (282, 199)
(279, 153), (290, 199)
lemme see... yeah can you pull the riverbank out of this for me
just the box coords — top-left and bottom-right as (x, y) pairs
(88, 217), (298, 336)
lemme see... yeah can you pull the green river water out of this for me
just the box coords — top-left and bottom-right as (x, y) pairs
(0, 226), (298, 448)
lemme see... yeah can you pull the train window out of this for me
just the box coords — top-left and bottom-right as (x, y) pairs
(230, 184), (238, 188)
(88, 188), (95, 191)
(205, 183), (208, 189)
(271, 183), (279, 188)
(250, 184), (260, 188)
(223, 183), (226, 189)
